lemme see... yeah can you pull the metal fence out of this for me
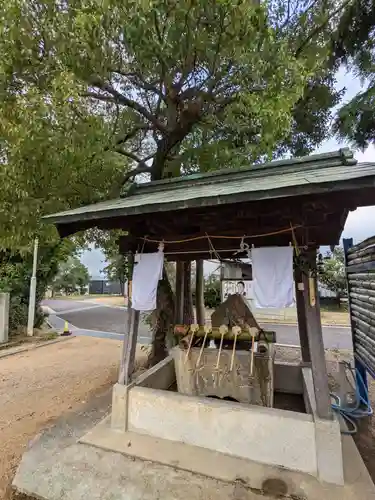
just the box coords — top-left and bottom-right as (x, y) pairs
(344, 237), (375, 381)
(88, 280), (123, 295)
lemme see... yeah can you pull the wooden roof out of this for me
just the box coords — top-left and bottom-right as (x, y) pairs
(43, 149), (375, 260)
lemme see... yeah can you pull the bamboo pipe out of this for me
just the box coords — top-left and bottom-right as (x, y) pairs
(216, 325), (228, 369)
(195, 325), (211, 368)
(175, 326), (275, 342)
(230, 326), (241, 371)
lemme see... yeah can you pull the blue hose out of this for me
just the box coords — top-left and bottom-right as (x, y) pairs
(331, 363), (373, 435)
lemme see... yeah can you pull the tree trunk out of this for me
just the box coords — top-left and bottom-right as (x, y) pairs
(196, 259), (205, 326)
(148, 266), (175, 366)
(183, 261), (194, 324)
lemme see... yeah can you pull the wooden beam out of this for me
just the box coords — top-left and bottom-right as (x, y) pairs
(118, 308), (140, 385)
(196, 259), (205, 326)
(175, 261), (184, 324)
(118, 252), (140, 385)
(304, 250), (332, 419)
(294, 263), (311, 363)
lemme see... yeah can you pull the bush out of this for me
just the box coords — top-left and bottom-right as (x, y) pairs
(204, 278), (221, 309)
(8, 296), (28, 333)
(0, 241), (73, 336)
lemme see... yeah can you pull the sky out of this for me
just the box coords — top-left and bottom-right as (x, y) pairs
(81, 68), (375, 278)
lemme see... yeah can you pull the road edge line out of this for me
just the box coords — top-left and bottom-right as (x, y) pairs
(0, 336), (76, 360)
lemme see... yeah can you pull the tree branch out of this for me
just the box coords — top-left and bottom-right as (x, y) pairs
(115, 148), (155, 165)
(115, 125), (151, 146)
(82, 92), (115, 102)
(86, 78), (167, 134)
(295, 0), (352, 57)
(120, 164), (153, 185)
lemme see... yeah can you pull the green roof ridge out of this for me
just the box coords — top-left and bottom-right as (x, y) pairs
(131, 148), (355, 196)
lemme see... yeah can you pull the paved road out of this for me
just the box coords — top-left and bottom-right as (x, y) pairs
(42, 299), (353, 350)
(42, 299), (152, 344)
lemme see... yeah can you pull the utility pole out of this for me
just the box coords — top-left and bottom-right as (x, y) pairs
(27, 238), (39, 336)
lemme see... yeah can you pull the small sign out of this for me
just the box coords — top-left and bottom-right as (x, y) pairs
(222, 280), (252, 301)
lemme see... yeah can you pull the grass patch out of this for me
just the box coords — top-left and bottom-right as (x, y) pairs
(38, 332), (59, 341)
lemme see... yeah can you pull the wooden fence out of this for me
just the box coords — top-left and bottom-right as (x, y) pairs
(344, 236), (375, 379)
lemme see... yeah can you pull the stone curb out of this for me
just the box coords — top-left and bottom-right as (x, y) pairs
(0, 335), (76, 360)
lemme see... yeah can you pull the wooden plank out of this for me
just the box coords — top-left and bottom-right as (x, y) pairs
(352, 315), (375, 338)
(175, 261), (184, 324)
(352, 302), (375, 321)
(195, 259), (205, 326)
(348, 273), (375, 281)
(350, 292), (375, 305)
(347, 261), (375, 273)
(356, 344), (375, 374)
(344, 237), (370, 402)
(351, 297), (375, 313)
(354, 323), (375, 345)
(118, 308), (140, 385)
(294, 264), (311, 362)
(348, 279), (375, 290)
(351, 287), (375, 298)
(118, 252), (135, 385)
(348, 235), (375, 254)
(348, 253), (375, 266)
(355, 351), (375, 380)
(348, 244), (375, 261)
(304, 250), (332, 419)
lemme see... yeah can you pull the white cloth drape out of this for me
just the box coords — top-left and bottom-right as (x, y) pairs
(252, 247), (294, 308)
(132, 252), (164, 311)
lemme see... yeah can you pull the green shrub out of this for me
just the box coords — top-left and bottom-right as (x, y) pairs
(0, 241), (73, 336)
(204, 279), (221, 309)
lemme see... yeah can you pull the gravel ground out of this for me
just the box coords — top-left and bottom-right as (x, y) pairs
(0, 336), (135, 499)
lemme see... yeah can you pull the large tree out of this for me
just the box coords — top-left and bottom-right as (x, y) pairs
(0, 0), (351, 355)
(332, 0), (375, 148)
(318, 248), (347, 298)
(52, 256), (90, 295)
(0, 0), (348, 183)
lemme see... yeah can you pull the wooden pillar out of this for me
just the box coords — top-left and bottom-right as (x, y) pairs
(196, 259), (205, 326)
(183, 261), (194, 324)
(294, 264), (311, 363)
(304, 249), (332, 419)
(118, 252), (140, 385)
(175, 261), (185, 324)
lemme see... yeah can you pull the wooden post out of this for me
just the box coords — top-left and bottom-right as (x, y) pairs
(196, 259), (205, 326)
(175, 261), (185, 324)
(304, 249), (332, 419)
(294, 263), (311, 363)
(118, 252), (140, 385)
(183, 261), (194, 324)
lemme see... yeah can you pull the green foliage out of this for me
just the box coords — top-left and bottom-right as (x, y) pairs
(0, 241), (75, 333)
(332, 0), (375, 148)
(0, 0), (360, 342)
(0, 0), (343, 187)
(102, 255), (128, 295)
(318, 247), (347, 296)
(204, 276), (221, 309)
(52, 256), (90, 295)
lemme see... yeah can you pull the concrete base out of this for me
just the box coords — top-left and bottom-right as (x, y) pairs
(12, 358), (375, 500)
(13, 409), (375, 500)
(108, 355), (344, 485)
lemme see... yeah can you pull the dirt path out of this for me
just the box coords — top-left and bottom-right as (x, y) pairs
(0, 337), (126, 498)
